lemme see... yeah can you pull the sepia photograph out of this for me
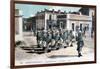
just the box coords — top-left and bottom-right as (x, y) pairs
(10, 1), (96, 68)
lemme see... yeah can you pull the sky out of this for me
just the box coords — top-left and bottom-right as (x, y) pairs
(15, 3), (81, 18)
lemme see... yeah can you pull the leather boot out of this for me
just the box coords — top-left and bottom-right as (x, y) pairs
(78, 53), (82, 57)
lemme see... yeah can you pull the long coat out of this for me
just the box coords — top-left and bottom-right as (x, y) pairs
(76, 31), (84, 52)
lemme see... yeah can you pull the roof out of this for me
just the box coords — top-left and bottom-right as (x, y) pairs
(15, 9), (23, 17)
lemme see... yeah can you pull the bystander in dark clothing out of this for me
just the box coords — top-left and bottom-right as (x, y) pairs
(83, 27), (86, 37)
(91, 28), (94, 38)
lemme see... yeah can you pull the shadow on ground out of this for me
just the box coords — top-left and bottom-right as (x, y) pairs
(48, 55), (78, 58)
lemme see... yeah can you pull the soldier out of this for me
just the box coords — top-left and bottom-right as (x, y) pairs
(63, 30), (69, 47)
(42, 30), (47, 41)
(51, 30), (56, 46)
(69, 30), (74, 47)
(76, 30), (84, 57)
(57, 35), (63, 49)
(59, 29), (64, 41)
(42, 30), (48, 46)
(37, 31), (41, 40)
(37, 31), (42, 48)
(54, 30), (60, 49)
(42, 30), (52, 53)
(47, 30), (52, 47)
(56, 29), (64, 49)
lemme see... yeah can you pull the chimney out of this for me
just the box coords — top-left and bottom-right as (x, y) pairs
(58, 10), (61, 13)
(41, 10), (43, 12)
(52, 9), (54, 13)
(45, 9), (48, 12)
(68, 11), (71, 14)
(37, 11), (39, 14)
(64, 11), (66, 14)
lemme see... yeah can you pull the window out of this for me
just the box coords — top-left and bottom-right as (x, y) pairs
(49, 15), (52, 20)
(72, 23), (74, 31)
(80, 24), (82, 31)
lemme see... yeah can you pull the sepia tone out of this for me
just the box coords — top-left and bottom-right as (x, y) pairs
(10, 1), (96, 69)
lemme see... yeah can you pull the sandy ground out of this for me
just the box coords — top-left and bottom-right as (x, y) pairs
(15, 35), (94, 65)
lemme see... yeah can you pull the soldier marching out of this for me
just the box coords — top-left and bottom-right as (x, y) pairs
(36, 26), (84, 57)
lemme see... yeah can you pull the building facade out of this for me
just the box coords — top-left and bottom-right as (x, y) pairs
(15, 9), (23, 41)
(35, 9), (92, 36)
(36, 9), (68, 31)
(79, 7), (95, 37)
